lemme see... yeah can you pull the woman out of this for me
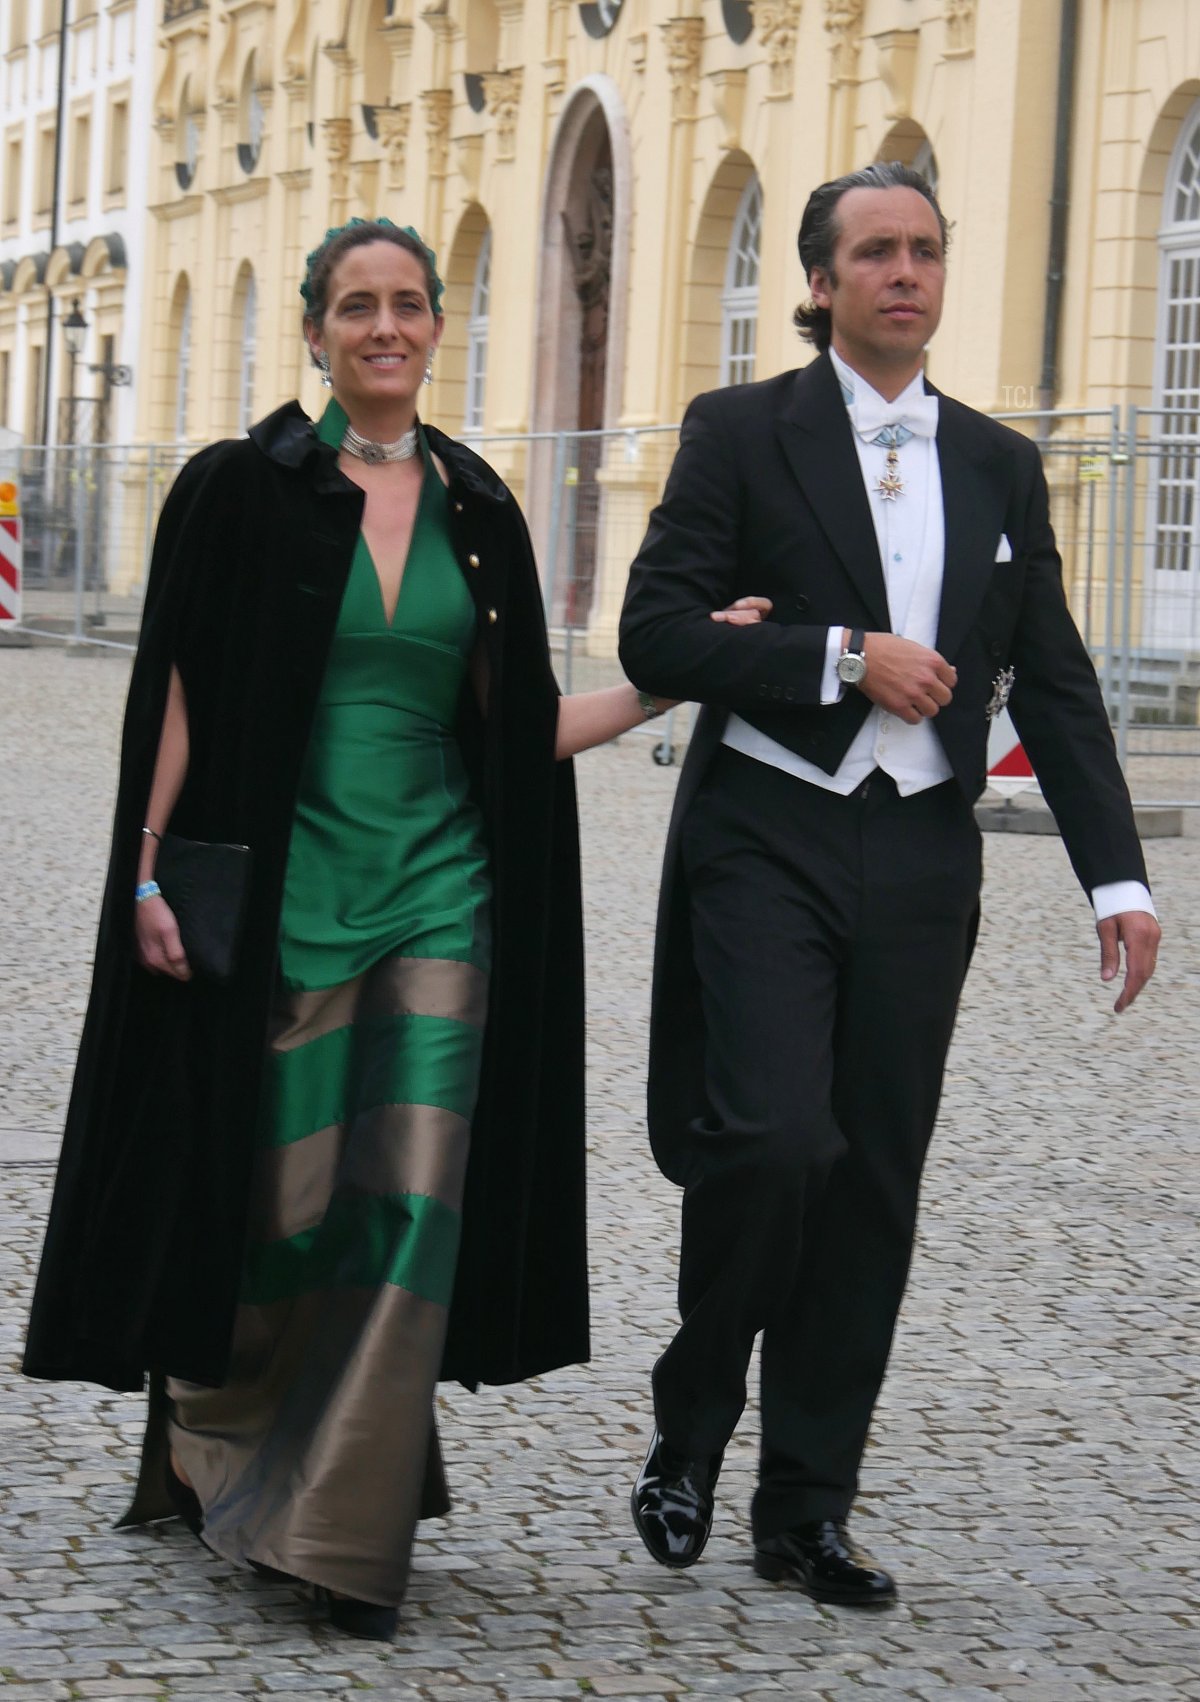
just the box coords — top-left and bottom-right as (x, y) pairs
(23, 219), (767, 1639)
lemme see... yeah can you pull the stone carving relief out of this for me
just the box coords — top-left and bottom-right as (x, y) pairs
(661, 16), (704, 121)
(823, 0), (863, 85)
(323, 115), (352, 212)
(375, 103), (411, 191)
(482, 67), (523, 162)
(755, 0), (802, 100)
(422, 87), (452, 176)
(945, 0), (976, 57)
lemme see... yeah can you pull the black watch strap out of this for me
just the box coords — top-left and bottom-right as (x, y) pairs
(846, 627), (865, 657)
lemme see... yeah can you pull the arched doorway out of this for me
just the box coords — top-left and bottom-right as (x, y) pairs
(531, 78), (631, 630)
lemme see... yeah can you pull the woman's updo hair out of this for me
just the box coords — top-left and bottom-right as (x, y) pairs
(300, 218), (444, 335)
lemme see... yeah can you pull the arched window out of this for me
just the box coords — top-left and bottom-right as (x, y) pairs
(238, 55), (265, 175)
(464, 229), (491, 434)
(1147, 102), (1200, 647)
(721, 174), (761, 387)
(175, 285), (192, 440)
(237, 268), (257, 433)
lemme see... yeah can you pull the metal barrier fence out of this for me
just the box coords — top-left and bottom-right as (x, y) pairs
(0, 441), (191, 648)
(1003, 405), (1200, 807)
(4, 414), (1200, 802)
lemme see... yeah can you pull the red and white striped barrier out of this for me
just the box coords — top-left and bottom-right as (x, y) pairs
(0, 481), (20, 629)
(986, 708), (1038, 799)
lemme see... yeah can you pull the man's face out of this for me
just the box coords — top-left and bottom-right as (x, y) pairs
(809, 186), (946, 383)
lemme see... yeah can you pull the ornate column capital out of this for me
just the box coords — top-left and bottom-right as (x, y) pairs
(422, 87), (452, 177)
(823, 0), (862, 86)
(661, 16), (704, 122)
(945, 0), (976, 57)
(755, 0), (803, 100)
(482, 66), (523, 162)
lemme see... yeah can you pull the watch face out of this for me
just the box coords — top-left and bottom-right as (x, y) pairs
(837, 653), (867, 685)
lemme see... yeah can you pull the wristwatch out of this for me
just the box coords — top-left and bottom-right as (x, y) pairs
(835, 628), (868, 687)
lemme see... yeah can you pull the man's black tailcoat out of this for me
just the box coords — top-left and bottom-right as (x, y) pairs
(24, 403), (588, 1395)
(620, 354), (1147, 1186)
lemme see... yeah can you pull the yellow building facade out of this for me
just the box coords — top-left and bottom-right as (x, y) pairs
(138, 0), (1200, 656)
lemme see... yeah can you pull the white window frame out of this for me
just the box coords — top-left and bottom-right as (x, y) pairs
(913, 138), (939, 196)
(720, 175), (761, 388)
(464, 228), (491, 436)
(1145, 103), (1200, 651)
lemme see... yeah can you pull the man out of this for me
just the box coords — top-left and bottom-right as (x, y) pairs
(618, 163), (1159, 1606)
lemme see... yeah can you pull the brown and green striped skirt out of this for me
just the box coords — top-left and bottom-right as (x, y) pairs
(165, 948), (488, 1606)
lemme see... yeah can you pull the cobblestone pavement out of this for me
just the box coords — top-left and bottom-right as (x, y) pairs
(1, 648), (1198, 1702)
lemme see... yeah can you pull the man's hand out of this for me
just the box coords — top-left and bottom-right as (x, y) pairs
(859, 633), (957, 722)
(1097, 910), (1160, 1014)
(711, 596), (773, 626)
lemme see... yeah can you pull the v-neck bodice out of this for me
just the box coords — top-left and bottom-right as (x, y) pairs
(314, 398), (476, 726)
(277, 402), (487, 989)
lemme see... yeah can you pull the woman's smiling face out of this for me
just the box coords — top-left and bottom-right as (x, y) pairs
(308, 240), (443, 422)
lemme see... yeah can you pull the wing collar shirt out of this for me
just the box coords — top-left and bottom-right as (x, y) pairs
(722, 348), (1155, 922)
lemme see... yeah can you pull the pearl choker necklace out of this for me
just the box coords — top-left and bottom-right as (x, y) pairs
(341, 422), (420, 464)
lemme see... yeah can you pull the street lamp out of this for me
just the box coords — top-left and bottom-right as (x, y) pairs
(59, 298), (133, 443)
(62, 298), (87, 444)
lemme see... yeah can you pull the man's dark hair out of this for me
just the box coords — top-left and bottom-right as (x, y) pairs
(793, 162), (951, 352)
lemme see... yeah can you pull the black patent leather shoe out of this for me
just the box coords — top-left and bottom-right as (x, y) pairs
(316, 1587), (399, 1641)
(631, 1428), (722, 1569)
(754, 1519), (897, 1605)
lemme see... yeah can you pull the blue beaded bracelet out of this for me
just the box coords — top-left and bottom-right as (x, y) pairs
(135, 880), (162, 904)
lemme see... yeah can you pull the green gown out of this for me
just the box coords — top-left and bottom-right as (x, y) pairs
(166, 401), (490, 1607)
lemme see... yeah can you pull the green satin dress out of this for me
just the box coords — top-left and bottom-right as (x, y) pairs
(167, 400), (490, 1608)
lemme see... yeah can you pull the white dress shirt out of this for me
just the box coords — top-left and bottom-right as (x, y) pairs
(722, 349), (1155, 921)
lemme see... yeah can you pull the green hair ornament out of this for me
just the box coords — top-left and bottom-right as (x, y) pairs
(299, 217), (445, 316)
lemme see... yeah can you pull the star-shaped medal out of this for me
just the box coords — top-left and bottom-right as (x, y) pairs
(875, 446), (904, 501)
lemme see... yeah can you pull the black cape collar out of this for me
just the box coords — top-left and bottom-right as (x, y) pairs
(248, 401), (510, 506)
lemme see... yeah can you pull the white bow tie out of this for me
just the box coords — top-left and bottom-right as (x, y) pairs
(849, 391), (939, 444)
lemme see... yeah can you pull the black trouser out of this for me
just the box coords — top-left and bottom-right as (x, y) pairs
(652, 747), (981, 1538)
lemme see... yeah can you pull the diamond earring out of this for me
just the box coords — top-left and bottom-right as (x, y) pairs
(316, 350), (332, 389)
(423, 350), (434, 386)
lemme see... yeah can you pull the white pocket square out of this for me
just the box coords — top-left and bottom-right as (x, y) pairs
(994, 534), (1013, 563)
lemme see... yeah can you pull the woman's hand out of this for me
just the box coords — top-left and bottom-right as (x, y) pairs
(710, 595), (773, 625)
(135, 896), (192, 981)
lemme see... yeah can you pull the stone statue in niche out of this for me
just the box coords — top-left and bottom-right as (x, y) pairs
(560, 158), (614, 625)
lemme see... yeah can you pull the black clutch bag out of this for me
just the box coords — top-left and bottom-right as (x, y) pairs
(154, 833), (252, 982)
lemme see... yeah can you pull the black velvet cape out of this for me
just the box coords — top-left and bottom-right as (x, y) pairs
(23, 402), (588, 1394)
